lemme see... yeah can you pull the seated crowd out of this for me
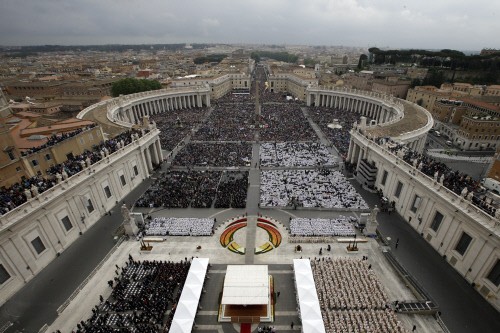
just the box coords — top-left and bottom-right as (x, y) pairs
(259, 104), (316, 142)
(311, 258), (408, 333)
(0, 129), (144, 216)
(21, 124), (98, 156)
(259, 142), (337, 167)
(213, 171), (248, 208)
(135, 170), (248, 209)
(151, 108), (209, 151)
(216, 91), (254, 103)
(308, 106), (361, 157)
(290, 217), (355, 237)
(69, 259), (190, 333)
(173, 142), (252, 167)
(194, 103), (255, 141)
(260, 169), (368, 209)
(377, 137), (496, 217)
(143, 217), (214, 236)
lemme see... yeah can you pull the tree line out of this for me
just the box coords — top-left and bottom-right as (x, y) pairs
(251, 51), (298, 63)
(368, 47), (500, 72)
(111, 78), (162, 97)
(193, 54), (227, 64)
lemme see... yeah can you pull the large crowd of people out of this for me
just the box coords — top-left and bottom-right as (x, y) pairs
(143, 217), (214, 236)
(216, 91), (254, 103)
(151, 108), (209, 151)
(213, 171), (248, 208)
(260, 169), (368, 209)
(173, 142), (252, 167)
(312, 258), (408, 333)
(290, 217), (355, 237)
(259, 142), (337, 167)
(260, 104), (316, 142)
(377, 137), (497, 217)
(194, 103), (255, 141)
(21, 124), (98, 156)
(46, 129), (145, 178)
(135, 170), (248, 209)
(73, 259), (190, 333)
(308, 106), (360, 157)
(0, 129), (145, 216)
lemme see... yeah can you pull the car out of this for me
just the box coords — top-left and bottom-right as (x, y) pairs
(446, 140), (452, 146)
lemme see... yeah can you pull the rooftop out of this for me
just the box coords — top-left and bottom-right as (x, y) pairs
(364, 100), (429, 138)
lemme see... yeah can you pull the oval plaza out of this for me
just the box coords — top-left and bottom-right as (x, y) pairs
(0, 64), (499, 333)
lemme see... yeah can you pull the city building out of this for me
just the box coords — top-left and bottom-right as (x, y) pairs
(371, 77), (411, 99)
(431, 98), (500, 151)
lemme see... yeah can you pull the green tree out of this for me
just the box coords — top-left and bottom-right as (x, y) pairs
(111, 78), (162, 97)
(303, 58), (316, 67)
(410, 78), (422, 88)
(422, 70), (445, 88)
(357, 54), (368, 69)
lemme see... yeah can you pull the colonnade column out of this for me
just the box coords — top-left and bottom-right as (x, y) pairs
(155, 139), (163, 163)
(149, 144), (159, 165)
(347, 139), (355, 162)
(144, 148), (153, 173)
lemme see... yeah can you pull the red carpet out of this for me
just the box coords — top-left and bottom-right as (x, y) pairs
(240, 323), (251, 333)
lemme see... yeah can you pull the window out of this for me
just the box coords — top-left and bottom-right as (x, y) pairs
(7, 151), (15, 160)
(394, 181), (403, 198)
(430, 211), (444, 232)
(31, 236), (46, 254)
(86, 198), (94, 213)
(66, 153), (74, 160)
(487, 260), (500, 287)
(45, 154), (51, 161)
(61, 216), (73, 231)
(104, 185), (112, 198)
(16, 167), (21, 172)
(120, 174), (126, 186)
(0, 264), (10, 285)
(455, 232), (473, 256)
(410, 195), (421, 213)
(133, 165), (139, 176)
(381, 170), (388, 186)
(31, 159), (39, 167)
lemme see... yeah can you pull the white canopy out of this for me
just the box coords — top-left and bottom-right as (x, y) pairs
(221, 265), (269, 305)
(293, 259), (326, 333)
(169, 258), (209, 333)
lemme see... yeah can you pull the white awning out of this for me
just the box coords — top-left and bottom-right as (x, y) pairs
(221, 265), (269, 305)
(169, 258), (209, 333)
(293, 259), (326, 333)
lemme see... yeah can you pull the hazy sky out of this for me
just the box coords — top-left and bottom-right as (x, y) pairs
(0, 0), (499, 50)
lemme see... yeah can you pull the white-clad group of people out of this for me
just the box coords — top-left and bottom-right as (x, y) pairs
(259, 142), (338, 167)
(260, 169), (368, 209)
(144, 217), (215, 236)
(312, 258), (409, 333)
(325, 309), (410, 333)
(290, 217), (355, 237)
